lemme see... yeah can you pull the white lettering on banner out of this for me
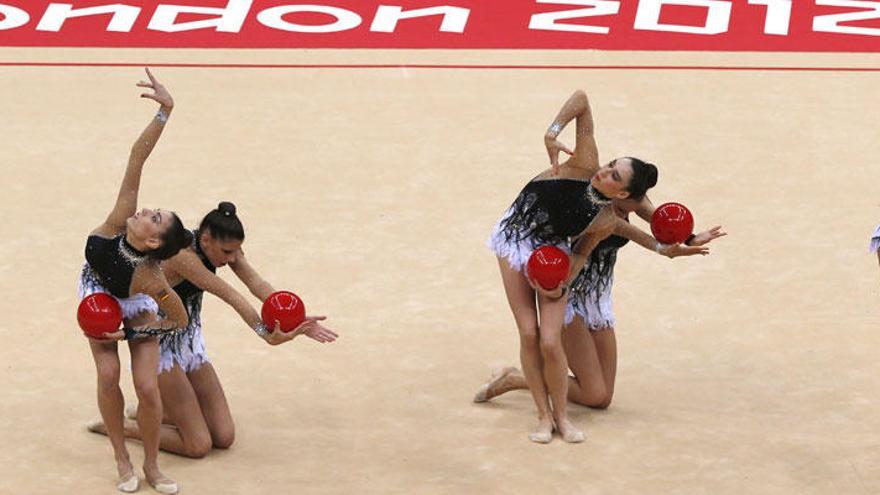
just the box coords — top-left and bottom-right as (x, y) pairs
(0, 3), (29, 30)
(148, 0), (251, 33)
(529, 0), (620, 34)
(371, 5), (469, 33)
(36, 3), (140, 32)
(748, 0), (792, 35)
(634, 0), (731, 34)
(257, 4), (362, 33)
(814, 0), (880, 36)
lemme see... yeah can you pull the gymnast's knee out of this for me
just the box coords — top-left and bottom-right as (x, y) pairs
(180, 431), (213, 458)
(95, 361), (121, 393)
(539, 336), (564, 362)
(211, 424), (235, 450)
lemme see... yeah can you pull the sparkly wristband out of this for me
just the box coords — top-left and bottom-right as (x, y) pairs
(253, 322), (270, 339)
(155, 109), (168, 124)
(546, 121), (564, 139)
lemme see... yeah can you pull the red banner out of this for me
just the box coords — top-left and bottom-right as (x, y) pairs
(0, 0), (879, 51)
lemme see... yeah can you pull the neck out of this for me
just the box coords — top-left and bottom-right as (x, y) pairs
(124, 232), (150, 254)
(587, 184), (613, 205)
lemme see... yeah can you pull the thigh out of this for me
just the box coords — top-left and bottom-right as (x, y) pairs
(186, 364), (234, 441)
(563, 319), (606, 392)
(88, 338), (121, 379)
(590, 328), (617, 396)
(497, 257), (538, 335)
(537, 293), (568, 345)
(128, 337), (161, 388)
(157, 365), (212, 438)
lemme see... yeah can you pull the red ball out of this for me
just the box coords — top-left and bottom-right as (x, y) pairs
(527, 246), (570, 290)
(77, 293), (123, 339)
(651, 202), (695, 244)
(261, 291), (306, 333)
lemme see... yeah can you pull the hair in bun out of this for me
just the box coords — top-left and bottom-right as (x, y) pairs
(625, 157), (658, 200)
(200, 201), (245, 241)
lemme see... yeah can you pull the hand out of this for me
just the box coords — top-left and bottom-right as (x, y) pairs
(544, 137), (573, 176)
(690, 226), (727, 247)
(527, 276), (566, 300)
(137, 67), (173, 108)
(658, 243), (709, 258)
(86, 329), (125, 342)
(263, 316), (332, 346)
(301, 318), (338, 343)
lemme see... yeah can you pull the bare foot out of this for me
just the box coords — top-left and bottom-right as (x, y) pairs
(556, 417), (585, 444)
(528, 416), (554, 444)
(144, 466), (178, 495)
(473, 367), (521, 402)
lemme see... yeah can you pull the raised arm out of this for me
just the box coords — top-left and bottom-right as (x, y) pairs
(544, 89), (599, 175)
(97, 68), (174, 235)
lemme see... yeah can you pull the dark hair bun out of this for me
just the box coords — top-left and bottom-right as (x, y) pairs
(218, 201), (237, 217)
(624, 157), (659, 201)
(645, 162), (658, 189)
(200, 202), (245, 242)
(180, 229), (195, 250)
(150, 211), (192, 260)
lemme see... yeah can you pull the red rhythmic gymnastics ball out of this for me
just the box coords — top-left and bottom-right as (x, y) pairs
(651, 202), (694, 244)
(77, 293), (123, 338)
(261, 291), (306, 333)
(527, 246), (570, 291)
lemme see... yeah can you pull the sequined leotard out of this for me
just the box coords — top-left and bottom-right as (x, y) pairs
(565, 227), (630, 330)
(78, 234), (160, 323)
(159, 230), (215, 373)
(489, 177), (612, 271)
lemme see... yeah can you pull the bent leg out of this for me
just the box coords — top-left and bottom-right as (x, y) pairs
(563, 320), (617, 408)
(186, 363), (235, 449)
(106, 364), (214, 458)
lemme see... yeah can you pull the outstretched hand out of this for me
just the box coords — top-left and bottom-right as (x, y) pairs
(690, 225), (727, 247)
(263, 316), (336, 346)
(300, 317), (338, 343)
(137, 67), (173, 108)
(658, 243), (709, 258)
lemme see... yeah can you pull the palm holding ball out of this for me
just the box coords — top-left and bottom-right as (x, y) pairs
(650, 202), (726, 257)
(527, 246), (570, 291)
(260, 291), (337, 345)
(651, 202), (694, 244)
(77, 293), (123, 339)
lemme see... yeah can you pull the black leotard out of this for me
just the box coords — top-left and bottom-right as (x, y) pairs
(84, 234), (148, 298)
(498, 178), (611, 248)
